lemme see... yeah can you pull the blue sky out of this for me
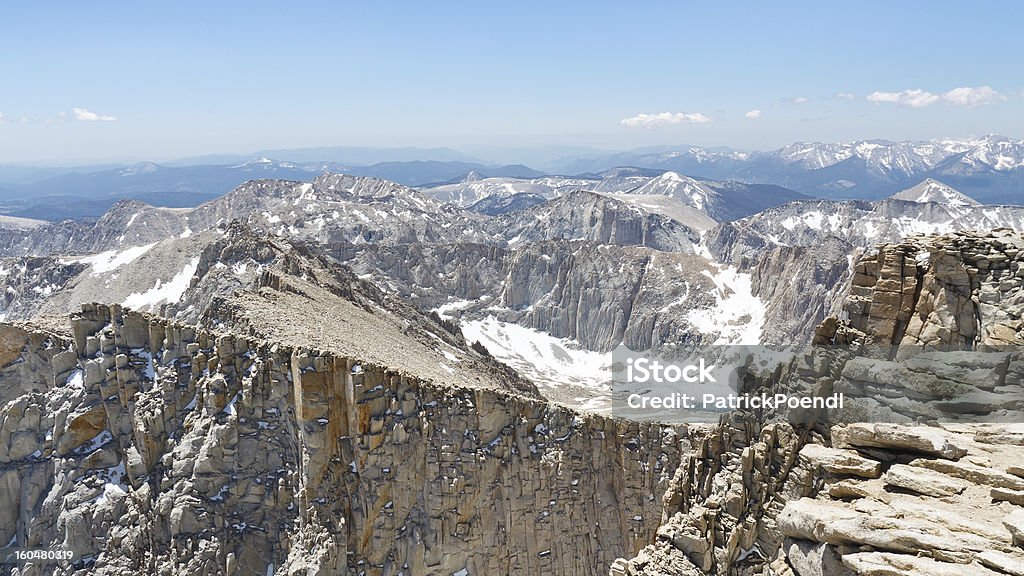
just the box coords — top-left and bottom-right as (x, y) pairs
(1, 1), (1022, 163)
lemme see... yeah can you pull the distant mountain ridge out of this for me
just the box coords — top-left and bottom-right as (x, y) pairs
(2, 135), (1022, 222)
(424, 168), (808, 230)
(552, 135), (1024, 203)
(0, 158), (547, 221)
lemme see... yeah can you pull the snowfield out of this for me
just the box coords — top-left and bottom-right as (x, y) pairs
(459, 315), (611, 410)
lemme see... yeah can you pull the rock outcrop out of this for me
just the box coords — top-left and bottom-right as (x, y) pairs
(613, 229), (1024, 575)
(840, 228), (1024, 347)
(773, 422), (1024, 576)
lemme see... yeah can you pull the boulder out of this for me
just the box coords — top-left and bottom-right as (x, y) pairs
(1005, 509), (1024, 548)
(978, 550), (1024, 576)
(784, 538), (852, 576)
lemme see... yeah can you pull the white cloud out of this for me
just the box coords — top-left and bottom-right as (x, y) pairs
(0, 112), (6, 124)
(72, 107), (117, 122)
(866, 89), (939, 108)
(835, 92), (856, 100)
(744, 109), (762, 119)
(620, 112), (712, 128)
(789, 96), (810, 105)
(941, 86), (1006, 107)
(866, 86), (1006, 108)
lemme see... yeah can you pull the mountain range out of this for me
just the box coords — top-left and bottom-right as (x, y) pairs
(0, 158), (543, 221)
(2, 136), (1022, 223)
(2, 166), (1019, 389)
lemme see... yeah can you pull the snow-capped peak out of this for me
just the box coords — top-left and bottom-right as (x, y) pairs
(629, 171), (715, 210)
(890, 178), (982, 207)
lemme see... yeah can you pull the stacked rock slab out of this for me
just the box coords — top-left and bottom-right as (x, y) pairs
(0, 305), (687, 575)
(773, 422), (1024, 576)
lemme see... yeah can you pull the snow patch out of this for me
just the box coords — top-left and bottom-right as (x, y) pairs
(433, 299), (476, 320)
(686, 265), (766, 345)
(66, 369), (84, 389)
(72, 243), (157, 276)
(123, 257), (200, 309)
(95, 460), (128, 506)
(223, 391), (241, 415)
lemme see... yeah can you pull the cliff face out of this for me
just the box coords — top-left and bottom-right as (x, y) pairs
(494, 190), (702, 253)
(334, 240), (723, 353)
(0, 305), (687, 575)
(743, 237), (858, 344)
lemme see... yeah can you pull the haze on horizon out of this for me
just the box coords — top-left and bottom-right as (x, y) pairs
(1, 0), (1022, 164)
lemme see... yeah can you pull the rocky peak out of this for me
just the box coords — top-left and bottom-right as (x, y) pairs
(313, 172), (419, 200)
(891, 178), (982, 207)
(630, 171), (711, 204)
(102, 198), (154, 215)
(216, 177), (309, 203)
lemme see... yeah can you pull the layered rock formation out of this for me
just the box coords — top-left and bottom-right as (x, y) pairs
(771, 423), (1024, 576)
(839, 228), (1024, 347)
